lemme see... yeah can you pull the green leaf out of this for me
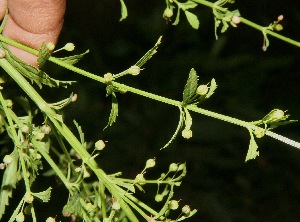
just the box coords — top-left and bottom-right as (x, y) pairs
(0, 149), (19, 219)
(32, 187), (52, 202)
(205, 78), (217, 99)
(221, 20), (229, 33)
(49, 93), (74, 110)
(104, 92), (118, 130)
(73, 120), (86, 148)
(57, 50), (89, 65)
(184, 108), (192, 130)
(184, 11), (200, 29)
(262, 31), (269, 51)
(119, 0), (128, 21)
(245, 129), (259, 162)
(269, 120), (298, 129)
(63, 192), (82, 217)
(183, 68), (198, 104)
(37, 42), (51, 68)
(3, 46), (75, 88)
(177, 209), (198, 221)
(161, 107), (184, 150)
(135, 36), (162, 68)
(173, 8), (181, 26)
(179, 1), (198, 10)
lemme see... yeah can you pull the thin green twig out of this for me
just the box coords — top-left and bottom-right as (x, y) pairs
(191, 0), (300, 48)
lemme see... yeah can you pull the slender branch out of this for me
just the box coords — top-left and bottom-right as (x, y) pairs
(191, 0), (300, 48)
(1, 35), (299, 149)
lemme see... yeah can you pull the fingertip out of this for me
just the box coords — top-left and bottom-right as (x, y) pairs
(0, 0), (7, 21)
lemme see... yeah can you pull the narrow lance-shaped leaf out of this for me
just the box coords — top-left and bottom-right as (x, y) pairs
(161, 107), (185, 150)
(3, 45), (75, 88)
(173, 7), (181, 26)
(37, 42), (51, 68)
(205, 78), (217, 99)
(119, 0), (128, 21)
(183, 68), (198, 104)
(184, 108), (192, 130)
(135, 36), (162, 68)
(0, 149), (20, 219)
(57, 50), (89, 65)
(245, 128), (259, 162)
(104, 92), (118, 130)
(73, 120), (86, 147)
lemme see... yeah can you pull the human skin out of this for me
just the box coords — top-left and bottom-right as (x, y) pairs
(0, 0), (66, 66)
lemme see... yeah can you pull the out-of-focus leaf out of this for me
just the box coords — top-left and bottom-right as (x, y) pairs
(119, 0), (128, 21)
(173, 8), (181, 26)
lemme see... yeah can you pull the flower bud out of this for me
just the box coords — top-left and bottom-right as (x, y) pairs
(196, 85), (209, 95)
(0, 163), (6, 169)
(46, 42), (55, 51)
(163, 8), (173, 19)
(104, 73), (114, 83)
(271, 109), (285, 120)
(64, 43), (75, 52)
(21, 125), (30, 134)
(72, 94), (78, 102)
(155, 194), (163, 202)
(277, 15), (284, 21)
(254, 128), (265, 138)
(128, 65), (141, 76)
(169, 200), (179, 210)
(169, 163), (178, 172)
(274, 24), (283, 31)
(41, 125), (51, 134)
(95, 140), (106, 150)
(182, 205), (191, 214)
(145, 158), (156, 169)
(46, 217), (56, 222)
(3, 155), (13, 165)
(75, 167), (82, 172)
(182, 129), (192, 139)
(231, 15), (241, 24)
(112, 201), (120, 210)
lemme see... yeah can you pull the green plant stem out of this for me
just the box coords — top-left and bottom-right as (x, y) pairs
(240, 17), (300, 48)
(1, 35), (299, 149)
(0, 58), (139, 222)
(191, 0), (300, 48)
(31, 139), (73, 191)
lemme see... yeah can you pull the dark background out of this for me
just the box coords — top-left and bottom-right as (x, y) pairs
(1, 0), (300, 221)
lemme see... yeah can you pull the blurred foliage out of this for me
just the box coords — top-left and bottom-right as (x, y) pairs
(1, 0), (300, 221)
